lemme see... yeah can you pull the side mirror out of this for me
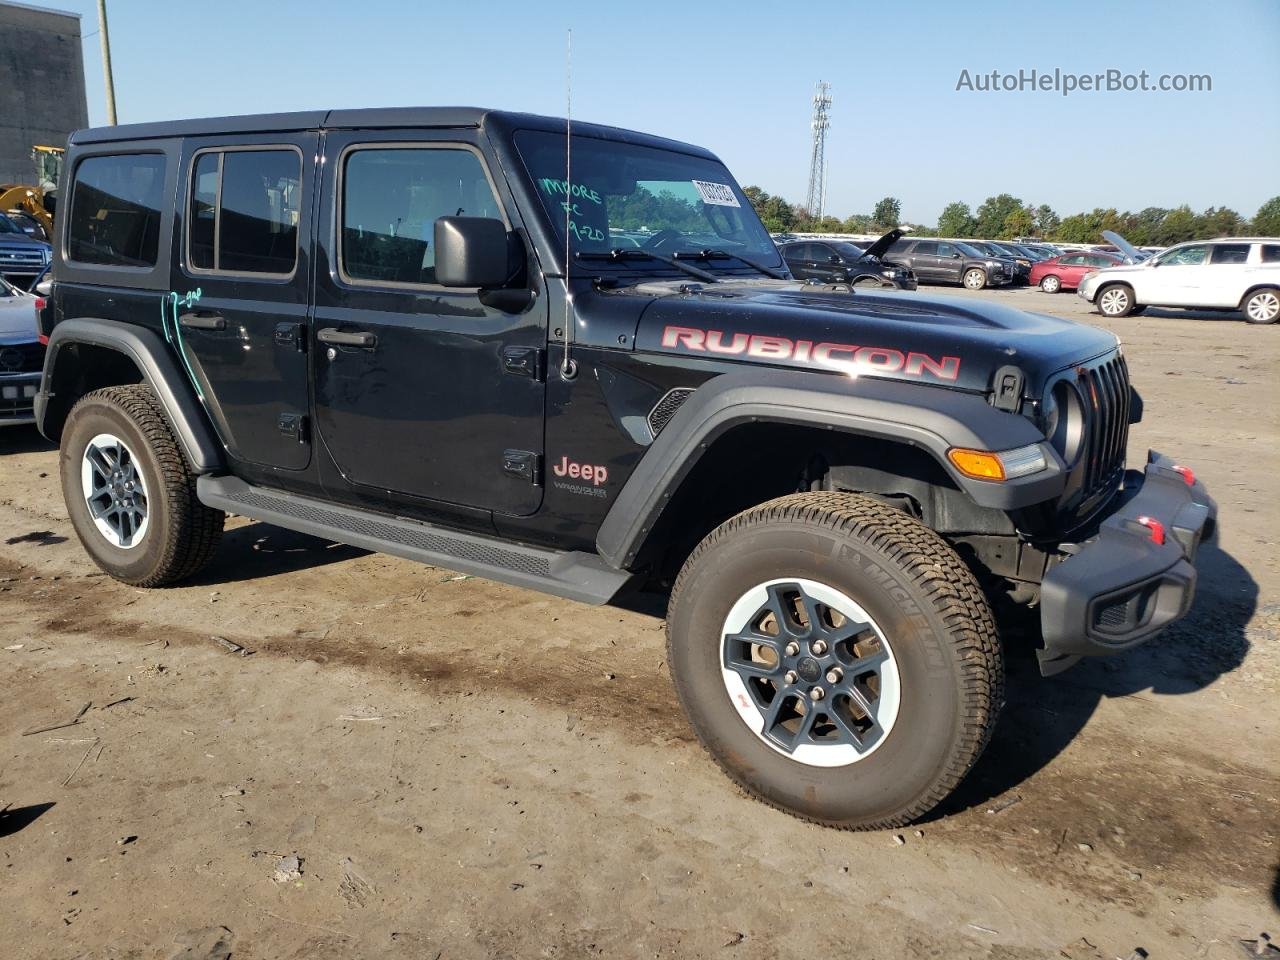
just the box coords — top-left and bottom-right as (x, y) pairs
(951, 252), (961, 259)
(34, 279), (53, 297)
(828, 255), (841, 264)
(434, 216), (513, 288)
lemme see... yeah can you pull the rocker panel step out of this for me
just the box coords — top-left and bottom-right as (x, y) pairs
(196, 476), (631, 605)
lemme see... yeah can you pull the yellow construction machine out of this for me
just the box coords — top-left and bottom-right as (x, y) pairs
(0, 145), (65, 239)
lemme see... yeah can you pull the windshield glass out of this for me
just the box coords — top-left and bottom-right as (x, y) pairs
(0, 215), (22, 235)
(514, 130), (781, 269)
(830, 241), (867, 260)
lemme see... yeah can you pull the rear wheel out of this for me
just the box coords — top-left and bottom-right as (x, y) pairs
(1039, 275), (1061, 293)
(666, 492), (1003, 829)
(963, 268), (987, 290)
(60, 385), (224, 586)
(1243, 287), (1280, 324)
(1097, 283), (1135, 317)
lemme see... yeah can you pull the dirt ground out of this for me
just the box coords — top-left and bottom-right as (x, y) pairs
(1, 287), (1277, 960)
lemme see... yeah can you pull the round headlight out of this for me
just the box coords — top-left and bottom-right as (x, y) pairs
(1046, 380), (1085, 465)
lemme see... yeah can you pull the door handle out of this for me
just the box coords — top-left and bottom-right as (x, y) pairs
(178, 311), (226, 331)
(317, 328), (377, 348)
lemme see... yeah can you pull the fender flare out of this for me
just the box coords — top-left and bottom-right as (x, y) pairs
(36, 317), (225, 473)
(595, 368), (1065, 570)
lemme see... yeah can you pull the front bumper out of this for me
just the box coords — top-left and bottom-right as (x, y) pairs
(1076, 282), (1098, 303)
(0, 372), (41, 426)
(1037, 450), (1216, 676)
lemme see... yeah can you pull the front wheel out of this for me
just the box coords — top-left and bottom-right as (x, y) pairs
(962, 268), (987, 290)
(1243, 287), (1280, 324)
(666, 493), (1003, 829)
(1096, 283), (1135, 317)
(1039, 275), (1061, 293)
(60, 385), (224, 586)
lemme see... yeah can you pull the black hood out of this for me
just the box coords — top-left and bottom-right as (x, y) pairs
(625, 279), (1118, 399)
(859, 228), (903, 261)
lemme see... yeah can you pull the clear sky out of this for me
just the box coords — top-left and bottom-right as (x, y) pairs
(43, 0), (1280, 225)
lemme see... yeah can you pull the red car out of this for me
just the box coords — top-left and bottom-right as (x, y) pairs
(1029, 251), (1123, 293)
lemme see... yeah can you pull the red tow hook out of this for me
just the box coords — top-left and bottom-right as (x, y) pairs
(1135, 516), (1166, 545)
(1171, 464), (1195, 486)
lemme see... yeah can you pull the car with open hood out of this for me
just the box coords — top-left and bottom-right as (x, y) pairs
(1078, 232), (1280, 322)
(779, 230), (917, 289)
(35, 107), (1216, 829)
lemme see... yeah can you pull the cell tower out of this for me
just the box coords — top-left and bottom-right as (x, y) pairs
(805, 81), (832, 220)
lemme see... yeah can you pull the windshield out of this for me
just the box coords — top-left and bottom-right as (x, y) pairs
(830, 241), (867, 260)
(0, 215), (22, 235)
(514, 130), (781, 271)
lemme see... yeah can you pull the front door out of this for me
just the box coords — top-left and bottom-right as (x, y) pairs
(172, 136), (317, 470)
(311, 133), (546, 516)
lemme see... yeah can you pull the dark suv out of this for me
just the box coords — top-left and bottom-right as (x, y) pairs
(886, 237), (1012, 289)
(779, 231), (917, 289)
(37, 108), (1215, 830)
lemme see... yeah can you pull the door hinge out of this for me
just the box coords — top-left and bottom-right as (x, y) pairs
(502, 449), (541, 485)
(278, 412), (308, 443)
(990, 364), (1025, 412)
(502, 345), (544, 381)
(274, 322), (305, 352)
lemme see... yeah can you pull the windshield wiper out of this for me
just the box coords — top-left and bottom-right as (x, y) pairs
(576, 248), (719, 284)
(674, 248), (788, 280)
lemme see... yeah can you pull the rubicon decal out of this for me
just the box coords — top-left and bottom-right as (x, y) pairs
(660, 326), (961, 382)
(552, 456), (609, 486)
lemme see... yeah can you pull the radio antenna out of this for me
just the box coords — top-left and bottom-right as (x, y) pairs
(560, 27), (577, 380)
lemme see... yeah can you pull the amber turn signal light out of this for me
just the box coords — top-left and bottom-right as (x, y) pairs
(947, 448), (1006, 481)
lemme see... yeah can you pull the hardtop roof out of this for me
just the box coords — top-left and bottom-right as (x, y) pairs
(67, 107), (719, 160)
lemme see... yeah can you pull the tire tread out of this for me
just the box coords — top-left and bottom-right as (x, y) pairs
(69, 384), (223, 586)
(667, 491), (1003, 831)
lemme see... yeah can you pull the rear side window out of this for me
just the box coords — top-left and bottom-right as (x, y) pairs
(187, 148), (302, 276)
(1261, 245), (1280, 264)
(67, 154), (165, 267)
(340, 146), (503, 287)
(1209, 243), (1250, 265)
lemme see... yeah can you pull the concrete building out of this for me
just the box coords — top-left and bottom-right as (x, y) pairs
(0, 1), (88, 185)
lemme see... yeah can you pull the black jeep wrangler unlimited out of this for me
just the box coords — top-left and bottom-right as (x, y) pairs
(36, 108), (1215, 829)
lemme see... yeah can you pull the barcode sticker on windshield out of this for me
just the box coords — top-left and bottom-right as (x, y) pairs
(693, 180), (740, 207)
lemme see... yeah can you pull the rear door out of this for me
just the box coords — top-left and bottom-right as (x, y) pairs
(311, 131), (546, 516)
(1203, 242), (1252, 306)
(172, 136), (317, 471)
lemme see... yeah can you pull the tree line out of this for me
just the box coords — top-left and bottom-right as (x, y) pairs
(742, 186), (1280, 246)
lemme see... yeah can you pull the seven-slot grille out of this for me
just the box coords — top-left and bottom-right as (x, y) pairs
(1076, 353), (1131, 498)
(0, 245), (46, 269)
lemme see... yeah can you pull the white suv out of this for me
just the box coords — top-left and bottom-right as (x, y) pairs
(1078, 237), (1280, 324)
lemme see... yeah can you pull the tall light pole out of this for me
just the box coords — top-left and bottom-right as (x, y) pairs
(96, 0), (117, 124)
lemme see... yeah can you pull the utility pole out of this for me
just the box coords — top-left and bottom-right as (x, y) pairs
(96, 0), (118, 125)
(805, 81), (832, 222)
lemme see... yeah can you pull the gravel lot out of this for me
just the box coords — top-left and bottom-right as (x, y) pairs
(1, 286), (1276, 959)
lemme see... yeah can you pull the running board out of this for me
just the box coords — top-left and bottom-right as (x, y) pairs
(196, 476), (632, 605)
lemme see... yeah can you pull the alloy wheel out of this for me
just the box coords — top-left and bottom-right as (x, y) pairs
(1246, 290), (1279, 323)
(720, 578), (901, 767)
(80, 433), (150, 549)
(1099, 287), (1129, 315)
